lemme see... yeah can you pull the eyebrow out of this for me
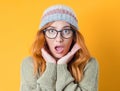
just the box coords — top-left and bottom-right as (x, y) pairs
(47, 26), (71, 29)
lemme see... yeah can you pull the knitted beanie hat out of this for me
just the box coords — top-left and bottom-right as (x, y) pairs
(39, 4), (78, 30)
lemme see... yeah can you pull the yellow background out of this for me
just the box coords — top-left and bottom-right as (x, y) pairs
(0, 0), (120, 91)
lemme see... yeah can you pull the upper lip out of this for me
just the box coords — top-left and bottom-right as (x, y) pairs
(55, 45), (64, 47)
(54, 45), (64, 48)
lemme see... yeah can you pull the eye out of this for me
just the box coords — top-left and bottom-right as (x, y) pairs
(62, 29), (71, 34)
(47, 29), (56, 34)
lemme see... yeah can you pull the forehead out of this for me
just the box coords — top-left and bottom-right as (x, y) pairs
(49, 20), (70, 28)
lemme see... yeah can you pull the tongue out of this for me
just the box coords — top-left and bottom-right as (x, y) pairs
(55, 46), (64, 53)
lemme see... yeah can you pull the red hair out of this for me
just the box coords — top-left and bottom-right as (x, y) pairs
(30, 23), (91, 82)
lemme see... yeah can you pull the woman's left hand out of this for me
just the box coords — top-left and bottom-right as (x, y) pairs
(57, 43), (81, 64)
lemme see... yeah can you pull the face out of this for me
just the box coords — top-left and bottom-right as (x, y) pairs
(44, 21), (74, 59)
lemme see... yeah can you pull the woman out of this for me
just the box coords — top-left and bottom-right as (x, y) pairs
(20, 4), (99, 91)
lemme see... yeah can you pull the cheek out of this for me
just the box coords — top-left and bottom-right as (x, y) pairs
(64, 38), (73, 51)
(45, 38), (54, 50)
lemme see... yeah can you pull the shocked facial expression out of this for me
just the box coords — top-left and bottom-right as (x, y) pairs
(44, 20), (74, 59)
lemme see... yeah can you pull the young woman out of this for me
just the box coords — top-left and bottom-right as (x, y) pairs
(20, 4), (99, 91)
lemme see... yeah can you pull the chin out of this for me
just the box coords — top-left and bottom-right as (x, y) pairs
(54, 54), (65, 59)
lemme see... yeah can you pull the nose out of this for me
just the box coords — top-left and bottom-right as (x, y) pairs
(55, 32), (63, 42)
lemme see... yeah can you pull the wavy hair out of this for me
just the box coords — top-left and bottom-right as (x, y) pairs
(30, 22), (91, 83)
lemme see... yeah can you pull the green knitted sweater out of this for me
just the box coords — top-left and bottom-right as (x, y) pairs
(20, 56), (99, 91)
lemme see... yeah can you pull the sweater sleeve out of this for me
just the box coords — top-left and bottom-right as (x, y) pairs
(20, 56), (56, 91)
(56, 58), (99, 91)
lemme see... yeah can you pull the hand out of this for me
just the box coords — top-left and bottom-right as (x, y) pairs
(57, 43), (81, 64)
(41, 48), (56, 64)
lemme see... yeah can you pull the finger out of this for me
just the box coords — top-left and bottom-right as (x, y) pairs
(41, 48), (47, 55)
(41, 48), (51, 57)
(41, 48), (56, 63)
(70, 43), (81, 54)
(41, 48), (50, 60)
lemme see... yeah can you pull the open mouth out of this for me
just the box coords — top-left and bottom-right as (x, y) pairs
(55, 46), (64, 53)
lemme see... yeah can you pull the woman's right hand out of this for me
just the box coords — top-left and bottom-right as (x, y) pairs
(41, 48), (56, 64)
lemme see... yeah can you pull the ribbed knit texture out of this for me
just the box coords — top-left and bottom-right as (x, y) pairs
(20, 56), (99, 91)
(39, 4), (79, 30)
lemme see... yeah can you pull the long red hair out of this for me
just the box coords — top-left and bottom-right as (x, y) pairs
(30, 23), (91, 83)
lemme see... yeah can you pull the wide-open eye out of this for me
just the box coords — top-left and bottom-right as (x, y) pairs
(61, 29), (73, 38)
(47, 29), (56, 34)
(62, 29), (72, 35)
(45, 29), (57, 38)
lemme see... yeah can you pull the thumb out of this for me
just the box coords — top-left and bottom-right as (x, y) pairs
(70, 43), (81, 55)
